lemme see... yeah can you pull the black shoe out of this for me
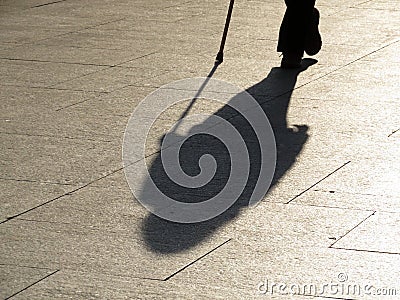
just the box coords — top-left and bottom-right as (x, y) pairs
(304, 8), (322, 56)
(280, 52), (302, 69)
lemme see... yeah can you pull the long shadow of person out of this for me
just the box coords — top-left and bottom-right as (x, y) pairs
(139, 59), (317, 254)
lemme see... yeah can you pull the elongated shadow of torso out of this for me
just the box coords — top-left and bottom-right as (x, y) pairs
(140, 59), (316, 253)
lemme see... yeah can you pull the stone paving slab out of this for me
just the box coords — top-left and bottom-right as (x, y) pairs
(0, 12), (117, 33)
(171, 240), (400, 299)
(0, 188), (378, 296)
(120, 52), (213, 73)
(331, 211), (400, 254)
(52, 66), (168, 93)
(0, 265), (56, 300)
(296, 158), (400, 200)
(0, 179), (74, 223)
(363, 41), (400, 63)
(293, 190), (400, 214)
(357, 0), (400, 10)
(0, 59), (106, 89)
(0, 133), (121, 185)
(0, 26), (71, 45)
(5, 269), (325, 300)
(33, 29), (162, 52)
(0, 104), (130, 143)
(291, 53), (400, 103)
(0, 217), (232, 281)
(0, 86), (101, 117)
(0, 44), (145, 67)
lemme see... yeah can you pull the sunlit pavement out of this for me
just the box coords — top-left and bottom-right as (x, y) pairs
(1, 0), (399, 299)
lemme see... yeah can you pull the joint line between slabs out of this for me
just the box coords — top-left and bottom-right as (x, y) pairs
(329, 211), (376, 248)
(353, 0), (375, 6)
(286, 161), (351, 204)
(388, 128), (400, 138)
(330, 246), (400, 256)
(0, 177), (75, 186)
(0, 167), (124, 225)
(309, 295), (358, 300)
(0, 84), (110, 94)
(25, 17), (127, 48)
(31, 0), (67, 8)
(295, 39), (400, 91)
(0, 263), (54, 271)
(114, 52), (157, 67)
(41, 86), (109, 93)
(289, 202), (376, 214)
(163, 239), (232, 281)
(55, 96), (100, 111)
(161, 0), (195, 10)
(47, 53), (164, 93)
(0, 57), (112, 67)
(4, 270), (60, 300)
(46, 65), (112, 89)
(0, 131), (113, 143)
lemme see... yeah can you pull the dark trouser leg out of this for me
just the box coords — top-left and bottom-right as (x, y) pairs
(277, 0), (316, 55)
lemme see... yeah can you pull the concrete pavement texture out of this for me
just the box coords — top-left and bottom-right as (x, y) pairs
(1, 0), (399, 299)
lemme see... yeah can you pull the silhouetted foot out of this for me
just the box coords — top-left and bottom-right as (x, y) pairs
(280, 52), (302, 68)
(305, 8), (322, 56)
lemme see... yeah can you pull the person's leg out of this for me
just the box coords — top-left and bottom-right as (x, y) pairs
(304, 7), (322, 56)
(277, 0), (316, 68)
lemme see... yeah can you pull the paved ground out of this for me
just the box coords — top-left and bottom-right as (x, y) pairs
(1, 0), (399, 299)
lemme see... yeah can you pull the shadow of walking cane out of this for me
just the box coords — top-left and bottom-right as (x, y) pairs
(170, 0), (235, 129)
(164, 0), (234, 131)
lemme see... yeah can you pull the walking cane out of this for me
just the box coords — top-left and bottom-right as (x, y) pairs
(215, 0), (235, 64)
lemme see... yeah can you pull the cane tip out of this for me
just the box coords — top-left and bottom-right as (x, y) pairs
(215, 53), (224, 64)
